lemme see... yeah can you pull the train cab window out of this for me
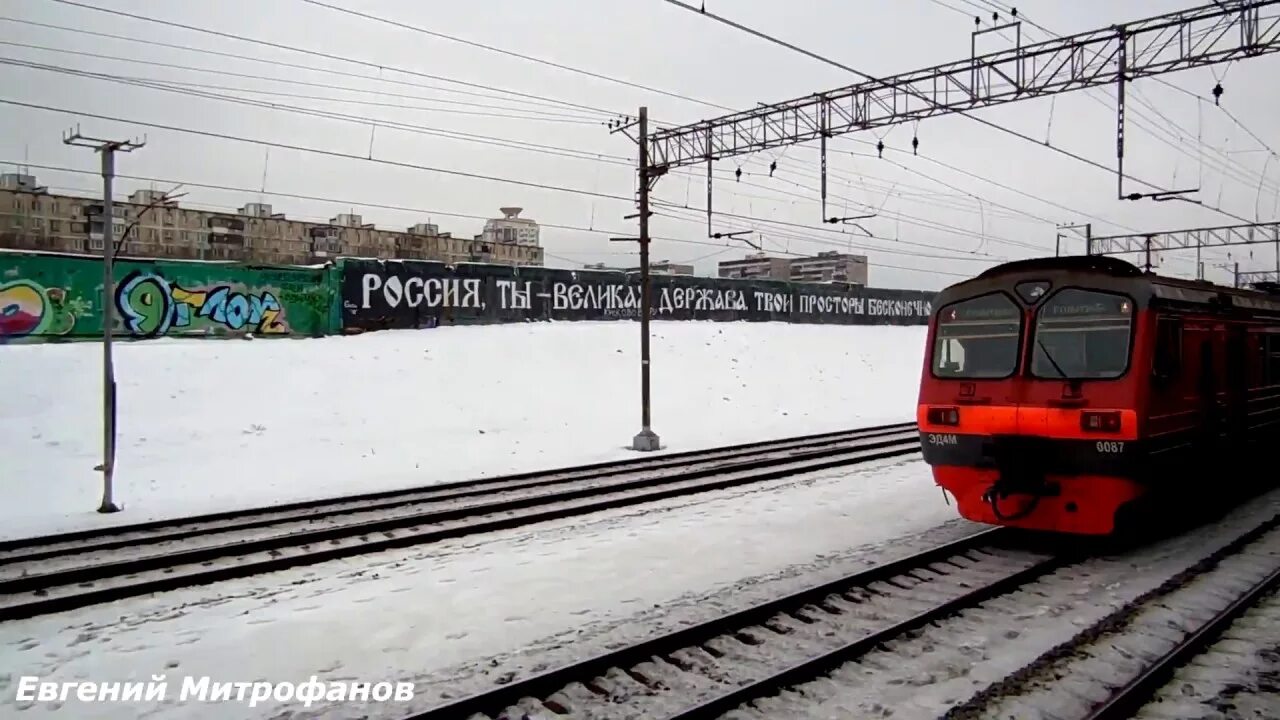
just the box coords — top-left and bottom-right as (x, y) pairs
(931, 292), (1022, 378)
(1031, 288), (1134, 380)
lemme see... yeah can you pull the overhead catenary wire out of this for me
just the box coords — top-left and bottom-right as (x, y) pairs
(6, 4), (1125, 254)
(955, 0), (1280, 200)
(0, 60), (1048, 259)
(0, 58), (636, 165)
(658, 0), (1256, 226)
(13, 0), (1177, 230)
(45, 0), (629, 120)
(296, 0), (737, 113)
(0, 98), (636, 203)
(310, 0), (1266, 227)
(12, 0), (1258, 274)
(0, 21), (611, 119)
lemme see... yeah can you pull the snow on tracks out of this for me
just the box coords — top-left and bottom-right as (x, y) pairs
(0, 423), (919, 620)
(728, 487), (1280, 720)
(404, 529), (1059, 720)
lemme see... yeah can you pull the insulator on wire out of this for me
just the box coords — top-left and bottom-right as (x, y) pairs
(1213, 82), (1223, 105)
(974, 16), (981, 27)
(735, 167), (742, 182)
(912, 136), (919, 155)
(769, 160), (776, 176)
(876, 140), (885, 158)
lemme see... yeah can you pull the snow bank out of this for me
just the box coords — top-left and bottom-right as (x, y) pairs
(0, 321), (928, 538)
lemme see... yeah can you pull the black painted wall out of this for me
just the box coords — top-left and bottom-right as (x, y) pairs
(339, 258), (938, 331)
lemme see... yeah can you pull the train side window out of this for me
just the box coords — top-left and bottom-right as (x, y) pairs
(1267, 335), (1280, 386)
(1153, 317), (1182, 381)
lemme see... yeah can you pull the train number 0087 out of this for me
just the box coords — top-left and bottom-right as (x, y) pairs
(1095, 441), (1125, 453)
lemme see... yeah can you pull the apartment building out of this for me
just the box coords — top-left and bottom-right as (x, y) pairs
(0, 174), (545, 267)
(717, 250), (869, 285)
(481, 206), (539, 246)
(716, 252), (793, 280)
(582, 260), (695, 275)
(789, 251), (869, 284)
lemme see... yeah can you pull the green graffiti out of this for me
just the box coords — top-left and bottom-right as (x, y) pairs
(0, 279), (87, 338)
(1, 254), (333, 341)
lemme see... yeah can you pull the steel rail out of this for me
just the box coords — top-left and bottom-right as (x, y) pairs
(663, 557), (1065, 719)
(402, 528), (1063, 720)
(0, 431), (919, 621)
(1082, 562), (1280, 720)
(0, 420), (916, 557)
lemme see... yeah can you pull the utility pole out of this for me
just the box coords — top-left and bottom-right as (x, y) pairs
(633, 106), (659, 451)
(1056, 222), (1091, 256)
(609, 107), (664, 451)
(63, 125), (145, 514)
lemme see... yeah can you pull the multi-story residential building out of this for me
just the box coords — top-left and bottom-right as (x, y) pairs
(717, 252), (793, 280)
(788, 250), (869, 284)
(0, 174), (545, 267)
(717, 250), (869, 285)
(481, 206), (539, 246)
(583, 260), (695, 275)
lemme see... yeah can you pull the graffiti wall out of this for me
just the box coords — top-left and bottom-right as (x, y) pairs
(339, 259), (935, 330)
(1, 251), (937, 343)
(0, 252), (332, 341)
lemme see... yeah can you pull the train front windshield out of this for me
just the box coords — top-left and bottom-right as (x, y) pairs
(1030, 288), (1134, 379)
(932, 292), (1022, 378)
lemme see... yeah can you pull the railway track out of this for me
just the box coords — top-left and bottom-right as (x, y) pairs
(402, 528), (1067, 720)
(942, 512), (1280, 720)
(0, 421), (919, 622)
(402, 512), (1280, 720)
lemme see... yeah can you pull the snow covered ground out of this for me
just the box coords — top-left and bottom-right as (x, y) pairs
(0, 321), (927, 539)
(0, 455), (968, 720)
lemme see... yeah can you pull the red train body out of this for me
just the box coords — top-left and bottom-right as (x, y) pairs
(917, 256), (1280, 535)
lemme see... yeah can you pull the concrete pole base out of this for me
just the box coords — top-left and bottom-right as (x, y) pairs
(631, 429), (661, 451)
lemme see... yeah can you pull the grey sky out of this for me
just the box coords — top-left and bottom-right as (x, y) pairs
(1, 0), (1278, 290)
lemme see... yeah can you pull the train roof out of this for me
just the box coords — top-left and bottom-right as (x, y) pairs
(938, 254), (1280, 316)
(974, 255), (1144, 279)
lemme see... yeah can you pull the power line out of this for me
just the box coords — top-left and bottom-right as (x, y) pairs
(46, 0), (627, 119)
(0, 19), (610, 118)
(0, 98), (636, 202)
(652, 200), (1009, 262)
(658, 0), (1258, 225)
(0, 58), (636, 166)
(12, 2), (1152, 265)
(4, 8), (1113, 251)
(0, 62), (1049, 257)
(0, 66), (1055, 260)
(957, 0), (1280, 199)
(297, 0), (736, 112)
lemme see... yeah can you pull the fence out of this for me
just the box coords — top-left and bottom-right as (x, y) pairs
(0, 251), (938, 342)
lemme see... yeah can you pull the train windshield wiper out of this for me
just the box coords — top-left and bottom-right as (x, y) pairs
(1037, 338), (1071, 379)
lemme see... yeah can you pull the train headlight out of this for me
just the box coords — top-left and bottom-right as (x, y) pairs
(927, 406), (960, 426)
(1081, 410), (1122, 432)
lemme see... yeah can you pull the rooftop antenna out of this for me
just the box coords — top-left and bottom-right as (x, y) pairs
(259, 148), (269, 202)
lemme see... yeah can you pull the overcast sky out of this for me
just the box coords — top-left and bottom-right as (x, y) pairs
(1, 0), (1278, 290)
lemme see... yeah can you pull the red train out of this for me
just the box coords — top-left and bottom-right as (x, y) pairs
(917, 255), (1280, 535)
